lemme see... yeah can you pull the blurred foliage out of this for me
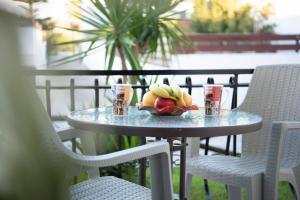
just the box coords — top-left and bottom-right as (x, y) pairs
(47, 31), (75, 56)
(190, 0), (276, 33)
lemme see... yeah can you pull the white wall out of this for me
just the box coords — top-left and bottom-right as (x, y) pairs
(18, 25), (47, 69)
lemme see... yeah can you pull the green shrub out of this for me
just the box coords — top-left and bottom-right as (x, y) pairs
(190, 0), (276, 33)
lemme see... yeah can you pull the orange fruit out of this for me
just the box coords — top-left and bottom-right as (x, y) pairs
(142, 91), (158, 106)
(183, 91), (192, 106)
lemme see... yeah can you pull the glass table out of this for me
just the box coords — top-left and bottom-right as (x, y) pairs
(67, 106), (263, 200)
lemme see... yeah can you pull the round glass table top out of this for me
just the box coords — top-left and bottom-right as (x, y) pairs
(67, 107), (262, 137)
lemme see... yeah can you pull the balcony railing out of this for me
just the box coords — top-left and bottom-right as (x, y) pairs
(27, 68), (254, 156)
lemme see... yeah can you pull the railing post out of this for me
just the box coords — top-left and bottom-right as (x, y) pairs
(70, 79), (77, 155)
(179, 137), (187, 200)
(45, 80), (51, 117)
(115, 77), (123, 178)
(296, 35), (299, 53)
(225, 76), (237, 155)
(117, 78), (123, 84)
(185, 77), (192, 95)
(163, 77), (170, 85)
(207, 77), (214, 84)
(202, 77), (214, 199)
(163, 76), (172, 166)
(139, 77), (147, 187)
(232, 74), (239, 156)
(163, 78), (173, 173)
(94, 79), (99, 108)
(140, 78), (147, 97)
(70, 79), (75, 111)
(204, 77), (215, 155)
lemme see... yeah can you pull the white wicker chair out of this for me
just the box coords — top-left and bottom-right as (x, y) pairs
(0, 11), (174, 200)
(185, 65), (300, 200)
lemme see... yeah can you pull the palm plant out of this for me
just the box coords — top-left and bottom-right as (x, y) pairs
(50, 1), (189, 180)
(52, 0), (188, 79)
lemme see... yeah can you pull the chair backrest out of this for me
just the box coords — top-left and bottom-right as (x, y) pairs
(0, 10), (68, 199)
(239, 65), (300, 160)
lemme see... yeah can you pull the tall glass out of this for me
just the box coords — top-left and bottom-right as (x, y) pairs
(203, 84), (223, 115)
(111, 84), (133, 115)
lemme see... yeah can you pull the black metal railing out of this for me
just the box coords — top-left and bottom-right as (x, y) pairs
(27, 68), (254, 155)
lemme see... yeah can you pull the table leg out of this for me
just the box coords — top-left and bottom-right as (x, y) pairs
(117, 136), (122, 178)
(179, 137), (187, 200)
(139, 137), (147, 186)
(167, 138), (174, 172)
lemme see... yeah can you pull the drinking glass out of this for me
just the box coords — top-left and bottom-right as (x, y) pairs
(203, 84), (228, 115)
(111, 84), (133, 115)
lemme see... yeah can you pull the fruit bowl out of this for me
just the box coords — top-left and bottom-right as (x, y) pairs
(140, 83), (198, 116)
(138, 103), (199, 116)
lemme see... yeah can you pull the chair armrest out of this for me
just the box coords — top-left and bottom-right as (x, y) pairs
(276, 121), (300, 130)
(56, 128), (79, 141)
(63, 140), (173, 200)
(64, 141), (170, 168)
(53, 121), (80, 141)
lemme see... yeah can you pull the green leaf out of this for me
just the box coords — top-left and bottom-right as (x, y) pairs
(122, 136), (130, 149)
(49, 43), (104, 65)
(121, 42), (141, 70)
(71, 12), (104, 29)
(57, 26), (99, 35)
(91, 0), (112, 22)
(107, 43), (116, 71)
(158, 33), (168, 64)
(55, 37), (98, 46)
(72, 1), (109, 25)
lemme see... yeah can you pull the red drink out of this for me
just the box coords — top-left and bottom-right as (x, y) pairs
(204, 85), (223, 115)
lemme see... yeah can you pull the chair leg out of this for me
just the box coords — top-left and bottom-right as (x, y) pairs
(292, 166), (300, 199)
(203, 138), (212, 200)
(247, 176), (262, 200)
(71, 138), (77, 152)
(79, 133), (100, 177)
(149, 152), (173, 200)
(204, 179), (212, 200)
(185, 173), (193, 199)
(228, 185), (242, 200)
(288, 182), (298, 200)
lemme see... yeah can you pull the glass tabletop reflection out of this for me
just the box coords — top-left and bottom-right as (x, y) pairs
(68, 106), (262, 129)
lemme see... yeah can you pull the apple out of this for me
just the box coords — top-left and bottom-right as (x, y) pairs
(157, 105), (176, 114)
(154, 97), (176, 111)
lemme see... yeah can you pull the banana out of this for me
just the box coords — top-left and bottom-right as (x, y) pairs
(149, 84), (178, 100)
(171, 85), (182, 100)
(170, 85), (186, 108)
(176, 97), (186, 108)
(160, 84), (173, 94)
(150, 84), (170, 99)
(149, 83), (159, 92)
